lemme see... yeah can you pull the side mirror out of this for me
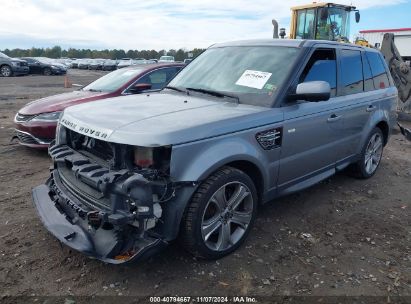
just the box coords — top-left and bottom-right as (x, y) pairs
(129, 83), (152, 93)
(355, 11), (360, 23)
(289, 81), (331, 102)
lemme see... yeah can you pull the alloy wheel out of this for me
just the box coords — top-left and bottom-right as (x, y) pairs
(1, 65), (12, 77)
(364, 133), (383, 175)
(201, 181), (254, 252)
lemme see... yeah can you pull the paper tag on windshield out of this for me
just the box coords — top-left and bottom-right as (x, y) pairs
(235, 70), (272, 89)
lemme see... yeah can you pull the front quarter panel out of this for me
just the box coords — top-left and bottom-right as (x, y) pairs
(170, 112), (285, 195)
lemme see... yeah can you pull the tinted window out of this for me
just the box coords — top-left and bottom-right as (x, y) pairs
(340, 50), (363, 95)
(135, 68), (179, 90)
(300, 49), (337, 97)
(362, 52), (374, 92)
(366, 51), (390, 89)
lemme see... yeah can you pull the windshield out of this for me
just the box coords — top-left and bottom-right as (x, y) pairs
(168, 46), (300, 107)
(316, 7), (350, 41)
(160, 56), (174, 61)
(0, 52), (10, 59)
(83, 68), (144, 92)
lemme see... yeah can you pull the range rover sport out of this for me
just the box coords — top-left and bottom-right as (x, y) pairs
(32, 39), (397, 263)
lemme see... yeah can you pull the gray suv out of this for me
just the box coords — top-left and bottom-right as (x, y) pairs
(32, 39), (397, 263)
(0, 51), (29, 77)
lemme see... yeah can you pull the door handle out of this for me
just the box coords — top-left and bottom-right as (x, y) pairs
(366, 105), (377, 112)
(327, 114), (342, 123)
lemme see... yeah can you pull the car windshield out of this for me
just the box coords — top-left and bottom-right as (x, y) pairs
(83, 68), (144, 92)
(0, 52), (10, 59)
(168, 45), (300, 107)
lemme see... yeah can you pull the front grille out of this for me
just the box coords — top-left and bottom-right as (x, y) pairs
(15, 130), (51, 145)
(57, 165), (110, 210)
(16, 130), (39, 144)
(15, 113), (36, 122)
(65, 128), (114, 163)
(20, 61), (28, 67)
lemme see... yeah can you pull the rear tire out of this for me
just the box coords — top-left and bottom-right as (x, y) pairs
(350, 127), (384, 179)
(0, 65), (13, 77)
(180, 166), (258, 259)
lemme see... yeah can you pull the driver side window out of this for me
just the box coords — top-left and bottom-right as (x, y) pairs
(299, 48), (337, 97)
(135, 69), (168, 90)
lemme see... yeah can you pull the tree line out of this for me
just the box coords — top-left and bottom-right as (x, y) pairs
(1, 46), (206, 61)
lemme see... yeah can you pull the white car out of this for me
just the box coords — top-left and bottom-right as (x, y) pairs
(159, 55), (175, 62)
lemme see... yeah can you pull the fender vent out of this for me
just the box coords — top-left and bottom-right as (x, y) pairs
(256, 127), (282, 150)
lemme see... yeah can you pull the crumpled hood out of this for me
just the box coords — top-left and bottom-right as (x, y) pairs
(61, 92), (284, 146)
(19, 90), (109, 115)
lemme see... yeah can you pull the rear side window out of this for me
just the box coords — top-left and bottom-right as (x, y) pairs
(366, 51), (390, 89)
(300, 49), (337, 97)
(362, 52), (374, 92)
(340, 50), (363, 95)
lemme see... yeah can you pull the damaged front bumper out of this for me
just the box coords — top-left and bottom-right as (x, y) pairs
(32, 144), (170, 264)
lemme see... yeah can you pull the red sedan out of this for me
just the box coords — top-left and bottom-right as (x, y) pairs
(14, 63), (184, 148)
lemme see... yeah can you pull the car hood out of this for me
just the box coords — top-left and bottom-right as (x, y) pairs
(60, 92), (284, 146)
(19, 90), (110, 115)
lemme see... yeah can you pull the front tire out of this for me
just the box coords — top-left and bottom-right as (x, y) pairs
(350, 127), (384, 179)
(0, 65), (13, 77)
(181, 166), (258, 259)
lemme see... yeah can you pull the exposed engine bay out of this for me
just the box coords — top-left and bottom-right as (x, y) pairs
(34, 126), (190, 263)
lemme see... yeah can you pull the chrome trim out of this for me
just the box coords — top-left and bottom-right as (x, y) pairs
(14, 113), (36, 123)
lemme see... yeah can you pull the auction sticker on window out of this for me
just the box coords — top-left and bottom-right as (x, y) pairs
(235, 70), (272, 89)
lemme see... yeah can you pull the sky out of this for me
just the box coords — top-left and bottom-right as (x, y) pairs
(0, 0), (410, 51)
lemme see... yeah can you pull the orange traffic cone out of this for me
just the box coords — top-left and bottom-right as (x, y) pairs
(64, 75), (72, 88)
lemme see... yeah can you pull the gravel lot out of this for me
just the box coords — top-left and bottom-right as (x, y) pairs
(0, 70), (410, 302)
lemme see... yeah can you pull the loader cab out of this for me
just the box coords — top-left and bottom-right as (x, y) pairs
(289, 3), (359, 42)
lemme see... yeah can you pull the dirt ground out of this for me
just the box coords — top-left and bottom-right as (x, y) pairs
(0, 70), (410, 302)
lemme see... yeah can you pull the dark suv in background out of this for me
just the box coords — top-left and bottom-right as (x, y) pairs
(0, 51), (29, 77)
(20, 57), (67, 75)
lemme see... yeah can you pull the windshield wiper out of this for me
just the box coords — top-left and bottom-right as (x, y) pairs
(88, 89), (102, 92)
(164, 86), (188, 94)
(186, 87), (239, 103)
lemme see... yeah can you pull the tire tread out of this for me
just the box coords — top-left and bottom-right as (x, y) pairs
(180, 166), (246, 259)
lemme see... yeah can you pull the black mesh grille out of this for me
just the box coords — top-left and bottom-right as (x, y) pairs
(65, 128), (114, 162)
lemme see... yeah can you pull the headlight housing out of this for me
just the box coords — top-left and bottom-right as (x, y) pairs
(134, 147), (154, 168)
(133, 146), (172, 172)
(11, 61), (20, 66)
(31, 111), (62, 122)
